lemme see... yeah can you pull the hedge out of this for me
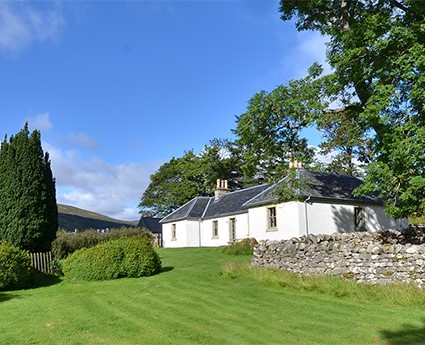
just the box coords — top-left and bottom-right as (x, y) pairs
(0, 242), (33, 290)
(62, 237), (161, 281)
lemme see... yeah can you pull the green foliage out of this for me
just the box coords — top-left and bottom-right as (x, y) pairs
(139, 142), (244, 217)
(62, 237), (161, 281)
(52, 227), (153, 260)
(0, 241), (33, 290)
(275, 168), (311, 202)
(0, 123), (58, 251)
(233, 64), (323, 182)
(222, 238), (258, 255)
(278, 0), (425, 218)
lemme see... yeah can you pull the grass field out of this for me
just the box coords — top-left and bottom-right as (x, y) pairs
(1, 247), (425, 344)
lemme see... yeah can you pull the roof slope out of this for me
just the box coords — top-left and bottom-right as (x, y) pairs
(137, 217), (162, 233)
(203, 184), (269, 219)
(161, 170), (383, 223)
(244, 169), (382, 207)
(160, 185), (269, 224)
(160, 197), (211, 223)
(298, 169), (381, 203)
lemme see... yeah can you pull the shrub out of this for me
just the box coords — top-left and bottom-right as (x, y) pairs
(62, 237), (161, 281)
(0, 242), (33, 290)
(222, 238), (258, 255)
(52, 227), (153, 260)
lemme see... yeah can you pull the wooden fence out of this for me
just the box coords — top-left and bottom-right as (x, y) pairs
(30, 252), (53, 274)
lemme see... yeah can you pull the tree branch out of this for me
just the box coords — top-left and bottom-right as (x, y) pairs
(340, 0), (351, 31)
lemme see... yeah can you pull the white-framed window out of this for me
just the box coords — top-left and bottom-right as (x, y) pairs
(354, 207), (365, 231)
(229, 218), (236, 241)
(267, 206), (277, 229)
(212, 220), (219, 238)
(171, 223), (177, 240)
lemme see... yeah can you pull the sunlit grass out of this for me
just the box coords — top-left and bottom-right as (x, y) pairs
(222, 261), (425, 308)
(0, 247), (425, 344)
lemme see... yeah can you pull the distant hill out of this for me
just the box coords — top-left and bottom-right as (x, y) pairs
(58, 204), (138, 232)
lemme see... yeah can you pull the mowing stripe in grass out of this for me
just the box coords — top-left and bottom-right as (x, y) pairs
(1, 247), (425, 344)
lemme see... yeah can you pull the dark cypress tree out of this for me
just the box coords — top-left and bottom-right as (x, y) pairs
(0, 123), (58, 252)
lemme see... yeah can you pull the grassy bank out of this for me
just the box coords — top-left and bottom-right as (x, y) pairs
(1, 247), (425, 344)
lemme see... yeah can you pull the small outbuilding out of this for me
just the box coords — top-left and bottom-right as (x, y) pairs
(138, 217), (162, 246)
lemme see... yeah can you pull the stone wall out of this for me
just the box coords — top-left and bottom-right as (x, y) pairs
(252, 227), (425, 288)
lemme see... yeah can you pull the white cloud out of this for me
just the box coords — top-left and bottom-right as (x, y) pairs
(27, 112), (52, 132)
(278, 31), (331, 80)
(67, 132), (98, 149)
(0, 2), (65, 55)
(44, 141), (161, 221)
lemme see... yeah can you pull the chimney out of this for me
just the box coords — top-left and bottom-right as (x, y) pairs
(289, 160), (302, 169)
(215, 179), (230, 200)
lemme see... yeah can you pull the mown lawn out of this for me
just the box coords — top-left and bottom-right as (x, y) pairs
(1, 247), (425, 344)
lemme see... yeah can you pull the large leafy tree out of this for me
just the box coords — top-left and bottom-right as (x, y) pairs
(139, 143), (244, 217)
(316, 100), (372, 177)
(279, 0), (425, 218)
(235, 0), (424, 218)
(0, 124), (58, 251)
(234, 64), (325, 183)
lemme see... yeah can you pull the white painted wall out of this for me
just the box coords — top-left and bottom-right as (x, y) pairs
(364, 205), (408, 230)
(201, 213), (250, 247)
(249, 202), (300, 241)
(302, 202), (408, 235)
(162, 202), (407, 248)
(304, 202), (350, 235)
(162, 220), (200, 248)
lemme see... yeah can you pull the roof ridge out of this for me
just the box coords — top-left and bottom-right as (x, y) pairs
(243, 176), (289, 207)
(184, 196), (209, 218)
(201, 197), (213, 218)
(228, 183), (269, 194)
(160, 197), (197, 223)
(303, 169), (363, 181)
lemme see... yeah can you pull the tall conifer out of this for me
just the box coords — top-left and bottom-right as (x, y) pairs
(0, 123), (58, 251)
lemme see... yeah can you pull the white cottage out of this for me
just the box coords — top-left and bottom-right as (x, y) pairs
(160, 169), (407, 248)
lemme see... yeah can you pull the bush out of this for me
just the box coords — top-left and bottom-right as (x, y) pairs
(52, 227), (153, 260)
(0, 242), (33, 290)
(62, 237), (161, 281)
(222, 238), (258, 255)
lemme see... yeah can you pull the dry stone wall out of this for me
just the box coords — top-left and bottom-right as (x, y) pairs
(252, 227), (425, 288)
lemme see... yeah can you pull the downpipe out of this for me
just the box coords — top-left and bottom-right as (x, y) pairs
(304, 196), (312, 236)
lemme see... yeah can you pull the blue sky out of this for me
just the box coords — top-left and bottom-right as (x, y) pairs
(0, 0), (328, 221)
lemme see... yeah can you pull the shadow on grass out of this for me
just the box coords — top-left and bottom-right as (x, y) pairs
(30, 271), (62, 289)
(381, 319), (425, 344)
(0, 292), (19, 302)
(0, 272), (61, 302)
(160, 266), (174, 273)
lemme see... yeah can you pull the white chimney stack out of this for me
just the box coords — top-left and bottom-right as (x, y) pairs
(215, 179), (230, 200)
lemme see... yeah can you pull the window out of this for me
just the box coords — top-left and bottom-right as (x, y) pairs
(267, 206), (277, 229)
(229, 218), (236, 241)
(171, 224), (177, 240)
(212, 220), (219, 238)
(354, 207), (365, 231)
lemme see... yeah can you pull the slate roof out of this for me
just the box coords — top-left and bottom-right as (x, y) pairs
(298, 169), (381, 203)
(203, 184), (269, 220)
(161, 169), (383, 223)
(160, 185), (268, 224)
(244, 169), (382, 207)
(160, 197), (211, 223)
(137, 217), (162, 233)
